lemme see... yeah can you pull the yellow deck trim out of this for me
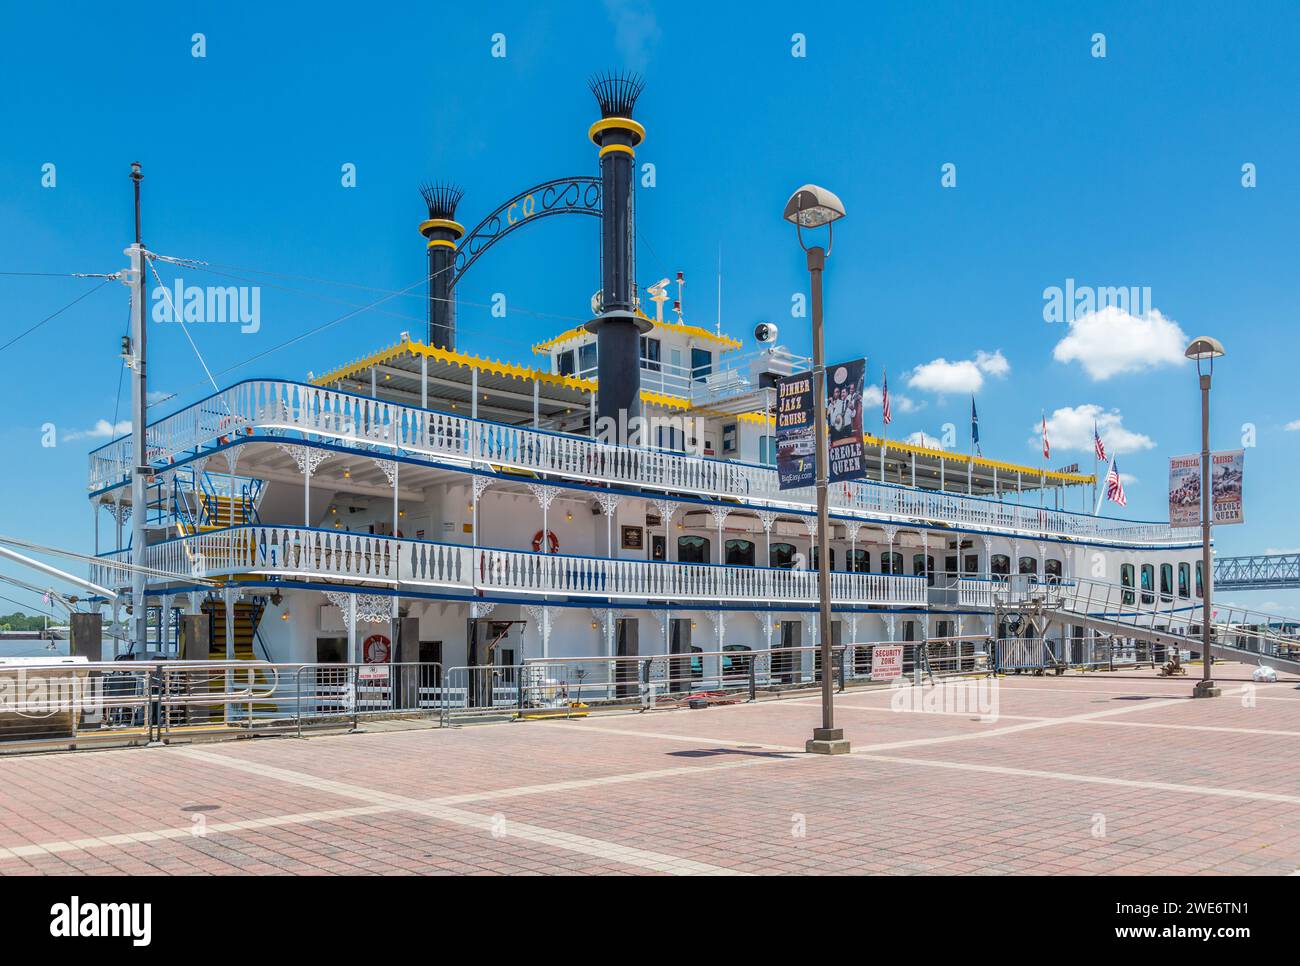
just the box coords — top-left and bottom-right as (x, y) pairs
(863, 432), (1094, 485)
(311, 339), (697, 411)
(531, 319), (742, 355)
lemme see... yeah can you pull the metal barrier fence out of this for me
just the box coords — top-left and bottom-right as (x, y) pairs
(438, 640), (997, 723)
(0, 660), (444, 754)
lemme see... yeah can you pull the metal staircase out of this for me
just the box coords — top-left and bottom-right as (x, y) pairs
(997, 575), (1300, 675)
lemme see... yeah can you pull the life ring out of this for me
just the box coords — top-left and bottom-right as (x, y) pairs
(532, 529), (559, 554)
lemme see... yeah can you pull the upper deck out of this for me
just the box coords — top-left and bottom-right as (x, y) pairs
(88, 378), (1196, 547)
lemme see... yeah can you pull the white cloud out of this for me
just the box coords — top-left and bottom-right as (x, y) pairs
(1285, 420), (1300, 432)
(905, 430), (946, 450)
(1119, 473), (1139, 486)
(147, 390), (173, 406)
(1034, 403), (1155, 456)
(862, 383), (919, 414)
(1052, 306), (1188, 380)
(64, 419), (131, 441)
(907, 349), (1009, 395)
(1264, 547), (1300, 555)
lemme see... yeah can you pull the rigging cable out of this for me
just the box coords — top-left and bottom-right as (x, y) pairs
(0, 279), (112, 354)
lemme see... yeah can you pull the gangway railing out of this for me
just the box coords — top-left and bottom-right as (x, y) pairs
(1000, 576), (1300, 669)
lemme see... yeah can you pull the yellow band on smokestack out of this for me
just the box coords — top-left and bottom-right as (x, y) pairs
(598, 143), (636, 158)
(419, 218), (466, 238)
(588, 116), (646, 146)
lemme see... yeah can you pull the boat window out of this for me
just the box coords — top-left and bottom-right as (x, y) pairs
(812, 547), (836, 571)
(847, 549), (870, 573)
(578, 341), (597, 374)
(990, 554), (1011, 577)
(1178, 562), (1190, 599)
(725, 539), (755, 566)
(1121, 563), (1135, 605)
(557, 349), (575, 377)
(1195, 561), (1203, 598)
(770, 542), (797, 569)
(1045, 558), (1062, 579)
(1018, 556), (1038, 575)
(691, 347), (713, 381)
(1140, 564), (1155, 604)
(1160, 563), (1174, 600)
(882, 551), (904, 575)
(758, 435), (776, 465)
(677, 535), (710, 563)
(964, 553), (980, 575)
(640, 336), (661, 372)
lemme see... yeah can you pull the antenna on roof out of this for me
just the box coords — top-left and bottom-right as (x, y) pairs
(716, 244), (722, 336)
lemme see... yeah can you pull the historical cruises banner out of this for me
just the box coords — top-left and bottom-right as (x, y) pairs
(1168, 450), (1245, 526)
(776, 370), (816, 489)
(776, 360), (866, 490)
(827, 358), (866, 483)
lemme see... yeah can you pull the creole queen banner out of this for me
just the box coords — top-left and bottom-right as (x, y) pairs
(1168, 450), (1245, 527)
(775, 359), (866, 491)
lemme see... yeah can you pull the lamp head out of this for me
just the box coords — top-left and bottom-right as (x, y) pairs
(783, 184), (846, 228)
(1184, 336), (1225, 362)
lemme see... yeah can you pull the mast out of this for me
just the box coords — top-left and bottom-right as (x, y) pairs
(128, 162), (148, 654)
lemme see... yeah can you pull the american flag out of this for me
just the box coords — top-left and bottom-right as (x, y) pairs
(1041, 413), (1050, 460)
(1094, 421), (1107, 462)
(881, 370), (892, 427)
(1105, 459), (1127, 506)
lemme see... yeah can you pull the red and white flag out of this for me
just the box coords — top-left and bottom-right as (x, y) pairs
(881, 370), (892, 427)
(1105, 459), (1127, 506)
(1093, 421), (1106, 462)
(1041, 413), (1050, 460)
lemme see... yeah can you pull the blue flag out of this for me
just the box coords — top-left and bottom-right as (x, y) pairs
(970, 396), (981, 455)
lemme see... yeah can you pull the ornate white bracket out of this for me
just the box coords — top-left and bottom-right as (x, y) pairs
(844, 520), (864, 543)
(471, 601), (497, 620)
(595, 492), (622, 517)
(882, 524), (899, 545)
(523, 604), (552, 639)
(651, 499), (679, 523)
(472, 476), (492, 501)
(526, 482), (559, 512)
(802, 516), (818, 539)
(708, 505), (731, 530)
(371, 458), (398, 487)
(323, 590), (352, 630)
(756, 510), (779, 533)
(220, 447), (240, 476)
(278, 443), (331, 479)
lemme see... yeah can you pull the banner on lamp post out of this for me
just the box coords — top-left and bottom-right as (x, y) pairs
(1168, 449), (1245, 527)
(776, 370), (815, 490)
(826, 358), (866, 484)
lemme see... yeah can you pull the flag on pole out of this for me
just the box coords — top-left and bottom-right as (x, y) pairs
(1105, 459), (1127, 506)
(1093, 421), (1106, 462)
(881, 370), (892, 428)
(970, 396), (980, 455)
(1041, 412), (1050, 460)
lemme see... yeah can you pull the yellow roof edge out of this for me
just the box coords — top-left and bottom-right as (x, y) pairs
(311, 339), (704, 411)
(531, 319), (743, 355)
(863, 432), (1095, 485)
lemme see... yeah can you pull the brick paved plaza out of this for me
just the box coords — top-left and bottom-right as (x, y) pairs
(1, 664), (1297, 875)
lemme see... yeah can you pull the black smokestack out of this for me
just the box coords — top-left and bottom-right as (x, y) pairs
(419, 182), (464, 350)
(584, 71), (649, 432)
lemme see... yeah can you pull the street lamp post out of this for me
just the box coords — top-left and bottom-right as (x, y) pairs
(784, 185), (850, 755)
(1186, 335), (1224, 699)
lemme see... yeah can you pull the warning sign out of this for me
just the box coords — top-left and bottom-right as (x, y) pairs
(871, 644), (904, 682)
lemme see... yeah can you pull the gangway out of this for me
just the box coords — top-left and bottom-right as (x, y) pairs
(997, 576), (1300, 675)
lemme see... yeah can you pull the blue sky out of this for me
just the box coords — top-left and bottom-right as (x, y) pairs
(1, 0), (1298, 617)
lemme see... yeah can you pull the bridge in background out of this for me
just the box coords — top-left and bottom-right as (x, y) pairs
(1214, 553), (1300, 591)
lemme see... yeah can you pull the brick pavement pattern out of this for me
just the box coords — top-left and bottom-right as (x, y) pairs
(1, 666), (1297, 875)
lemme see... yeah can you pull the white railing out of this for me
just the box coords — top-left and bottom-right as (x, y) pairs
(88, 379), (1193, 545)
(124, 526), (928, 607)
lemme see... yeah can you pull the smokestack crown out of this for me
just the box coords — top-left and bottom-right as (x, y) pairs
(419, 182), (464, 221)
(589, 70), (644, 119)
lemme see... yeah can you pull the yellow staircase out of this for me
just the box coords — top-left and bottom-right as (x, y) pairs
(201, 599), (264, 661)
(198, 599), (276, 720)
